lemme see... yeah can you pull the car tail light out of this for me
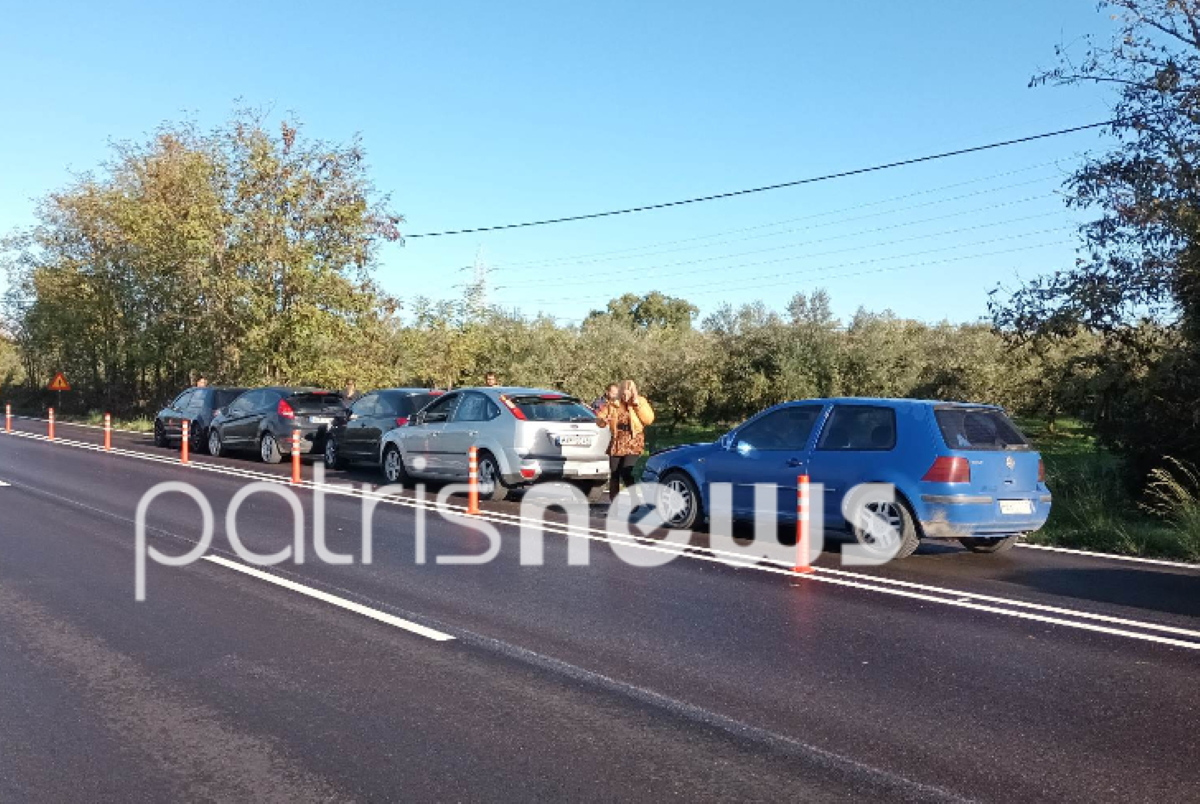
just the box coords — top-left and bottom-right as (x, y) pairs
(277, 399), (295, 419)
(923, 456), (970, 483)
(520, 467), (537, 480)
(395, 417), (409, 427)
(499, 394), (527, 421)
(1038, 459), (1045, 482)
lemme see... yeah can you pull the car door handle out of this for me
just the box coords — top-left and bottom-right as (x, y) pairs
(467, 430), (478, 437)
(786, 458), (804, 467)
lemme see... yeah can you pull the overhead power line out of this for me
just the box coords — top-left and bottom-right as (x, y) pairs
(403, 119), (1118, 239)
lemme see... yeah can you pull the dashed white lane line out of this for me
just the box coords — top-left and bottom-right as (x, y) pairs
(3, 427), (1199, 651)
(202, 555), (455, 642)
(0, 480), (10, 487)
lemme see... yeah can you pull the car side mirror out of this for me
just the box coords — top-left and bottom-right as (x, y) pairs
(348, 412), (358, 421)
(718, 433), (735, 451)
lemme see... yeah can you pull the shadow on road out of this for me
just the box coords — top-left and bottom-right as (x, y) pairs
(1001, 567), (1200, 618)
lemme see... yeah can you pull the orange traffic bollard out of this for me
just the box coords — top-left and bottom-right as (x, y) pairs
(4, 403), (10, 433)
(794, 474), (814, 573)
(467, 446), (480, 515)
(48, 407), (55, 441)
(180, 419), (190, 464)
(291, 429), (301, 484)
(103, 412), (112, 451)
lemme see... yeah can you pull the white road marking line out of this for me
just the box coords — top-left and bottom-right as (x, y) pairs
(1016, 542), (1200, 570)
(5, 427), (1199, 650)
(0, 480), (9, 487)
(13, 414), (148, 436)
(202, 555), (455, 642)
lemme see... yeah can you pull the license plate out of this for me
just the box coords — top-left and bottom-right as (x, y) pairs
(555, 435), (592, 447)
(999, 499), (1033, 515)
(309, 416), (333, 425)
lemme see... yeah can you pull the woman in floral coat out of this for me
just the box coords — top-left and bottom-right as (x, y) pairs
(595, 379), (655, 503)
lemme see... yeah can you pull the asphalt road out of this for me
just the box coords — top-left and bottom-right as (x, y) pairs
(1, 417), (1197, 802)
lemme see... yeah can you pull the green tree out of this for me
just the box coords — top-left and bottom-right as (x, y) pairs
(2, 107), (402, 412)
(992, 0), (1200, 478)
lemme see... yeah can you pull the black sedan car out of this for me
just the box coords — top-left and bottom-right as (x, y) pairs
(207, 387), (346, 463)
(323, 388), (442, 470)
(153, 386), (248, 454)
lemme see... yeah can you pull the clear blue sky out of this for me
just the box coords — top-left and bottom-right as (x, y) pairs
(0, 0), (1116, 325)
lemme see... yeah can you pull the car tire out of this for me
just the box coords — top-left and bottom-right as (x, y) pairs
(259, 432), (282, 464)
(153, 420), (168, 448)
(477, 452), (509, 502)
(208, 429), (224, 458)
(324, 438), (346, 470)
(190, 421), (206, 455)
(658, 471), (702, 530)
(853, 499), (921, 559)
(382, 445), (411, 485)
(959, 535), (1020, 554)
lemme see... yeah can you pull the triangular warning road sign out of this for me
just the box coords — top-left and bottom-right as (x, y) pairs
(48, 372), (71, 392)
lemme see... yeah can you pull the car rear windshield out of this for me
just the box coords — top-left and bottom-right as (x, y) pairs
(287, 392), (345, 414)
(935, 408), (1031, 451)
(510, 395), (597, 422)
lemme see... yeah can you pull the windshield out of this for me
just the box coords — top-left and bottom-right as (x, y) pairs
(935, 407), (1031, 451)
(509, 395), (597, 422)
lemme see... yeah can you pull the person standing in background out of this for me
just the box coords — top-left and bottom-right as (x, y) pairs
(596, 379), (655, 504)
(485, 372), (499, 387)
(195, 376), (208, 388)
(592, 383), (618, 412)
(343, 380), (359, 404)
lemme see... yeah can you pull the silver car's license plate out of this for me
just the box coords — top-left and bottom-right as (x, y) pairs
(555, 434), (593, 447)
(309, 416), (333, 425)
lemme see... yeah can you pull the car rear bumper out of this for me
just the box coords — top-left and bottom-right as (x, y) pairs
(279, 427), (330, 455)
(503, 457), (610, 485)
(918, 493), (1052, 538)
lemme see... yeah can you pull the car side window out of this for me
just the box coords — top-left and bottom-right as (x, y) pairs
(352, 394), (380, 418)
(735, 405), (823, 451)
(375, 395), (400, 417)
(453, 393), (493, 423)
(420, 394), (459, 424)
(817, 405), (897, 451)
(186, 390), (208, 414)
(258, 390), (281, 411)
(226, 393), (253, 414)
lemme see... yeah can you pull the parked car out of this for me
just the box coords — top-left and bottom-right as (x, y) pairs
(378, 387), (611, 500)
(642, 398), (1051, 558)
(323, 388), (443, 470)
(153, 386), (248, 454)
(207, 387), (345, 463)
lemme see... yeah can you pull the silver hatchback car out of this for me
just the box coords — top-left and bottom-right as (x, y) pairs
(379, 387), (612, 500)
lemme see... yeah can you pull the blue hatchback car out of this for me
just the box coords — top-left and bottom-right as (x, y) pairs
(641, 398), (1052, 558)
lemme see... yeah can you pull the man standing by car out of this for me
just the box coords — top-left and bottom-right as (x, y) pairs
(485, 372), (499, 387)
(343, 380), (359, 404)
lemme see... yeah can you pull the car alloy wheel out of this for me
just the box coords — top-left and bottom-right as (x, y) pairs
(153, 421), (168, 448)
(208, 430), (222, 457)
(859, 501), (903, 545)
(383, 447), (405, 484)
(324, 439), (340, 469)
(662, 477), (694, 526)
(260, 433), (281, 463)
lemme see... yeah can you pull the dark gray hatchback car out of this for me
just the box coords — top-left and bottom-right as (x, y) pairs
(207, 387), (346, 463)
